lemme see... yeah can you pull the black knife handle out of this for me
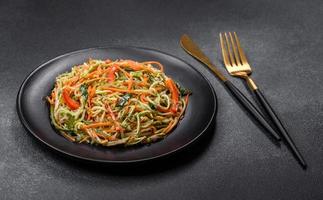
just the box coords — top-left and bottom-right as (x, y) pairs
(254, 88), (307, 168)
(224, 81), (280, 141)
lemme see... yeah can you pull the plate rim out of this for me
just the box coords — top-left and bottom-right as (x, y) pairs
(16, 46), (217, 163)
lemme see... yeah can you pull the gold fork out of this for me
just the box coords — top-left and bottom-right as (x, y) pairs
(219, 32), (306, 168)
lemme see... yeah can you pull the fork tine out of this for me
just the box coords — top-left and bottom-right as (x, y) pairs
(233, 32), (249, 65)
(220, 33), (231, 67)
(229, 32), (242, 66)
(224, 32), (236, 66)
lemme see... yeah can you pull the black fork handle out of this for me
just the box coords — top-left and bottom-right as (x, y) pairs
(254, 88), (307, 168)
(224, 80), (280, 141)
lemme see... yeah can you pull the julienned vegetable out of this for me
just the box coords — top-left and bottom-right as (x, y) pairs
(47, 59), (191, 147)
(165, 78), (179, 113)
(62, 88), (80, 110)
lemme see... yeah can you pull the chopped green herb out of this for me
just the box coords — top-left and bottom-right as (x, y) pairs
(176, 82), (192, 97)
(130, 71), (143, 78)
(180, 87), (192, 96)
(65, 114), (75, 130)
(149, 102), (156, 110)
(80, 84), (88, 100)
(66, 130), (76, 136)
(148, 75), (155, 83)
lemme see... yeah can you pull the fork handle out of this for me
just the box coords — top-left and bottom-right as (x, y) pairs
(224, 80), (280, 141)
(254, 89), (307, 168)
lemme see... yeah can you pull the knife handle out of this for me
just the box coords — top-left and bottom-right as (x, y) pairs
(224, 80), (280, 141)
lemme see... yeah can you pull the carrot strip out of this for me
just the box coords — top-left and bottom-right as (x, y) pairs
(140, 94), (148, 103)
(154, 86), (164, 92)
(106, 104), (116, 121)
(105, 103), (124, 131)
(137, 76), (149, 87)
(101, 87), (151, 94)
(127, 76), (133, 90)
(121, 60), (142, 71)
(65, 76), (79, 86)
(103, 128), (117, 133)
(143, 61), (164, 72)
(82, 122), (113, 129)
(165, 78), (179, 113)
(87, 85), (96, 106)
(85, 70), (98, 79)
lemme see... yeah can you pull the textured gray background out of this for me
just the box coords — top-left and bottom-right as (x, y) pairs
(1, 0), (323, 199)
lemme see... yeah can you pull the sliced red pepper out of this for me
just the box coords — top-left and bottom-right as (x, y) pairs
(165, 78), (179, 113)
(107, 66), (117, 82)
(62, 88), (80, 110)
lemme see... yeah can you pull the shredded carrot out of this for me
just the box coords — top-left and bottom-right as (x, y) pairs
(143, 61), (164, 72)
(154, 86), (164, 92)
(82, 122), (113, 129)
(65, 76), (79, 86)
(106, 104), (116, 120)
(103, 128), (117, 133)
(101, 87), (152, 94)
(85, 70), (98, 79)
(127, 76), (133, 90)
(140, 94), (148, 103)
(87, 85), (96, 106)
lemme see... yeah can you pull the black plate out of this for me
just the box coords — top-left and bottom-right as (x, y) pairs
(17, 47), (217, 163)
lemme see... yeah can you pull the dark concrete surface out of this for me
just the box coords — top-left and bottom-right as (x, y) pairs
(1, 0), (323, 199)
